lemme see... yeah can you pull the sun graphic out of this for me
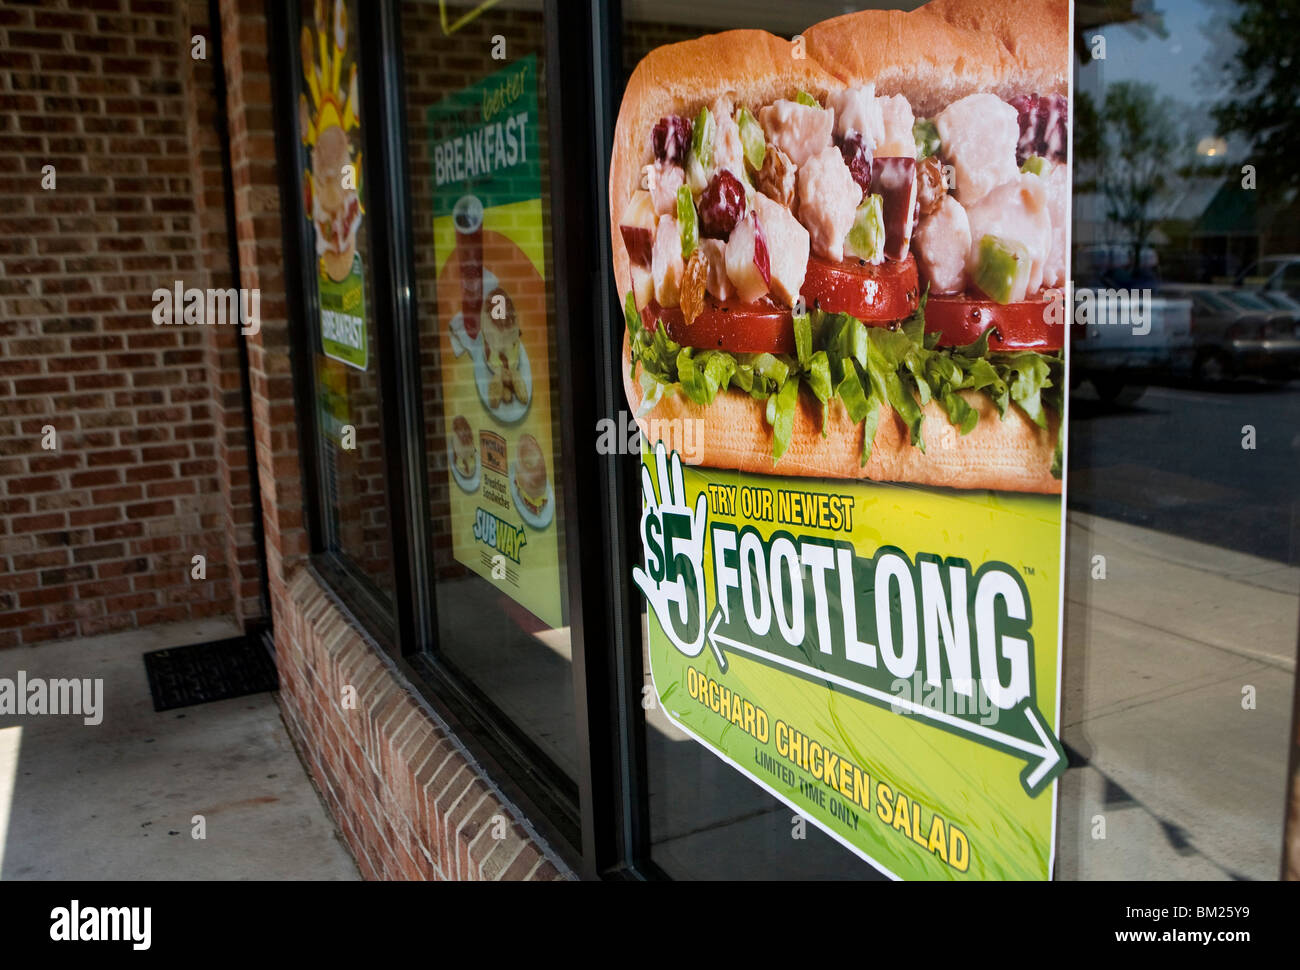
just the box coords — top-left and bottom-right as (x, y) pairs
(300, 0), (363, 283)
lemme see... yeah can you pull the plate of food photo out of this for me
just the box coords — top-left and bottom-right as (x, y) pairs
(509, 433), (554, 530)
(475, 285), (533, 424)
(448, 267), (498, 360)
(448, 414), (480, 493)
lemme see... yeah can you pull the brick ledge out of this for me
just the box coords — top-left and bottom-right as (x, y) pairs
(273, 565), (572, 881)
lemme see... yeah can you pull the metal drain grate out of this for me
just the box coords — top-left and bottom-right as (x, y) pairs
(143, 637), (279, 712)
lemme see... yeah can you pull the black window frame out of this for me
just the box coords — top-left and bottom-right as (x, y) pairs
(266, 0), (1300, 885)
(268, 0), (402, 650)
(268, 0), (651, 880)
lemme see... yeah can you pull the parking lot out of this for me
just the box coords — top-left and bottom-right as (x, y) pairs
(1068, 378), (1300, 565)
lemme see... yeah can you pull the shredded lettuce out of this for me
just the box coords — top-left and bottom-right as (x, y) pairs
(771, 378), (799, 460)
(792, 309), (812, 369)
(836, 360), (873, 424)
(626, 290), (1063, 476)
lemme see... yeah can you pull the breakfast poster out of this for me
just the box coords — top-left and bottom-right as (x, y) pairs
(428, 54), (563, 630)
(300, 0), (368, 371)
(617, 2), (1071, 879)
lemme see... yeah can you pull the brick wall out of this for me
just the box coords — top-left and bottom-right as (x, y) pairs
(0, 0), (246, 646)
(277, 570), (566, 880)
(179, 0), (265, 628)
(215, 0), (306, 634)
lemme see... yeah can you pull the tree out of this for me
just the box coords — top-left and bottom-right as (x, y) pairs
(1072, 89), (1101, 195)
(1096, 81), (1181, 274)
(1212, 0), (1300, 195)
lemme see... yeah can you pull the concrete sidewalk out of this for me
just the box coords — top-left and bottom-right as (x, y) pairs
(1057, 512), (1298, 880)
(0, 619), (358, 880)
(1, 512), (1295, 881)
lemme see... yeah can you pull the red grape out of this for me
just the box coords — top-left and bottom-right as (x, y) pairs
(1009, 94), (1068, 165)
(836, 129), (872, 194)
(1040, 94), (1068, 163)
(698, 170), (745, 239)
(652, 115), (692, 166)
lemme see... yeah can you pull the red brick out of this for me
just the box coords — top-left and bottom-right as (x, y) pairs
(0, 609), (45, 630)
(8, 475), (61, 494)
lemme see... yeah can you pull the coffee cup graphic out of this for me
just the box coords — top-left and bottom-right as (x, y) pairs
(453, 195), (484, 339)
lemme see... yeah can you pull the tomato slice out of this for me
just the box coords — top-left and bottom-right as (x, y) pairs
(642, 298), (794, 355)
(800, 254), (920, 322)
(925, 294), (1065, 351)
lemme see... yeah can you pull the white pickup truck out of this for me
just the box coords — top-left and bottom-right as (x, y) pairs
(1069, 288), (1193, 403)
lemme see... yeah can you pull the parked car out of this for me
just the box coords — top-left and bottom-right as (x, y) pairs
(1069, 286), (1192, 403)
(1235, 254), (1300, 299)
(1161, 284), (1300, 383)
(1256, 289), (1300, 315)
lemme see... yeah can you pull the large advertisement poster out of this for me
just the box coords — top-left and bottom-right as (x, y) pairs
(613, 1), (1072, 878)
(300, 0), (368, 371)
(429, 54), (564, 629)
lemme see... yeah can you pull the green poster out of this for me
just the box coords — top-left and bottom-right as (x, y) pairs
(428, 54), (564, 629)
(427, 54), (540, 216)
(299, 0), (369, 372)
(637, 444), (1065, 879)
(319, 254), (367, 370)
(611, 2), (1072, 879)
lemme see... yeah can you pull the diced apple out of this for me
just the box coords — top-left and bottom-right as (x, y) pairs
(699, 238), (732, 301)
(619, 189), (657, 268)
(630, 262), (654, 308)
(725, 211), (770, 304)
(652, 214), (684, 307)
(751, 193), (809, 307)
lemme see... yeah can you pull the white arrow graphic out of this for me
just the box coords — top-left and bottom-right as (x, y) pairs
(707, 610), (1065, 795)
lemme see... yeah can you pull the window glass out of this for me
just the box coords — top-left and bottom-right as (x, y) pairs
(1065, 0), (1297, 879)
(618, 0), (1298, 881)
(621, 0), (924, 881)
(1280, 263), (1300, 297)
(296, 0), (395, 596)
(402, 0), (577, 785)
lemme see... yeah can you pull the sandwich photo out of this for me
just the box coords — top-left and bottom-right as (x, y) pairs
(451, 415), (478, 480)
(300, 1), (363, 284)
(611, 0), (1069, 494)
(512, 433), (552, 525)
(312, 123), (363, 283)
(483, 286), (531, 409)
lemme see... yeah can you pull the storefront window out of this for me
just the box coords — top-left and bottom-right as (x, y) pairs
(401, 0), (578, 790)
(618, 1), (923, 881)
(293, 0), (395, 599)
(1059, 0), (1298, 879)
(272, 0), (1299, 880)
(616, 0), (1297, 881)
